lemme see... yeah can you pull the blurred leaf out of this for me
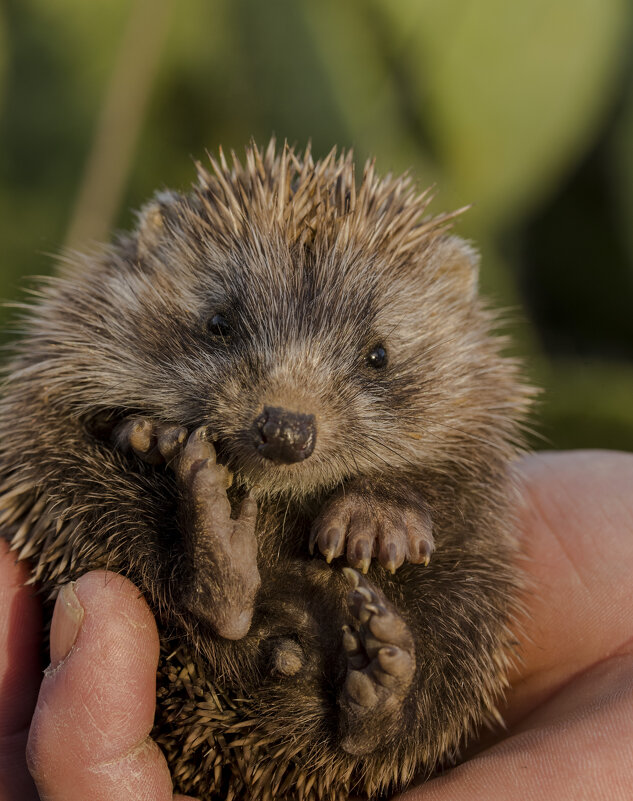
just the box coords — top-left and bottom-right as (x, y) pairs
(301, 0), (439, 181)
(369, 0), (630, 227)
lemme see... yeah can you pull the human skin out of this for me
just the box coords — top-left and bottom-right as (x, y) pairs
(0, 451), (631, 800)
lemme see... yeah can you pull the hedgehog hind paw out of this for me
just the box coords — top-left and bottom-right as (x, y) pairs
(178, 429), (260, 641)
(339, 571), (415, 755)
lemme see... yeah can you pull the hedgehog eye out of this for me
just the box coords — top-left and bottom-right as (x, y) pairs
(366, 344), (388, 369)
(206, 313), (231, 338)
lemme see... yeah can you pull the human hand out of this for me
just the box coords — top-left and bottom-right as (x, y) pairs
(404, 450), (633, 800)
(0, 548), (197, 801)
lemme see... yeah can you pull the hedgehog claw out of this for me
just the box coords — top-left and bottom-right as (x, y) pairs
(310, 524), (344, 563)
(342, 567), (360, 588)
(342, 625), (366, 668)
(356, 586), (373, 602)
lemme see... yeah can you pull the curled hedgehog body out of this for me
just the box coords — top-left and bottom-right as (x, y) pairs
(0, 141), (532, 800)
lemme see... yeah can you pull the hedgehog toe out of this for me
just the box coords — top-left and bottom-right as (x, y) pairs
(156, 422), (188, 463)
(113, 416), (187, 466)
(404, 507), (435, 566)
(269, 638), (305, 677)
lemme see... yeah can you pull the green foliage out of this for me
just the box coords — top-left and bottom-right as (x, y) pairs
(1, 0), (632, 449)
(379, 0), (629, 225)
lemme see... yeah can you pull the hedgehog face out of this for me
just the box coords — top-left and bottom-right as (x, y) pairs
(182, 251), (402, 498)
(108, 240), (417, 498)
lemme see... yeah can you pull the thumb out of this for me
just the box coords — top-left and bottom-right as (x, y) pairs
(27, 571), (195, 801)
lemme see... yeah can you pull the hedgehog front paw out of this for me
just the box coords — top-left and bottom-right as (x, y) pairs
(112, 416), (188, 465)
(310, 492), (434, 573)
(175, 427), (260, 640)
(338, 569), (415, 755)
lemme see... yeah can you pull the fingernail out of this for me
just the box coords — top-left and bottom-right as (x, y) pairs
(49, 582), (84, 668)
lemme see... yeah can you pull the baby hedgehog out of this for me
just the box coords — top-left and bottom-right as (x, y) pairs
(0, 141), (532, 800)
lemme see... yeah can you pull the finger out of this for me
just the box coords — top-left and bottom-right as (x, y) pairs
(26, 571), (176, 801)
(505, 450), (633, 725)
(0, 539), (41, 801)
(405, 652), (633, 801)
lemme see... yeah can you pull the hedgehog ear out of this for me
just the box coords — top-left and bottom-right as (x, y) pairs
(136, 191), (182, 261)
(434, 235), (480, 302)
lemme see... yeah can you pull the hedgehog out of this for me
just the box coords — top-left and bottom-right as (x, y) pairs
(0, 140), (532, 800)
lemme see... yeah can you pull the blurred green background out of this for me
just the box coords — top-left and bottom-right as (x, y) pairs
(1, 0), (632, 450)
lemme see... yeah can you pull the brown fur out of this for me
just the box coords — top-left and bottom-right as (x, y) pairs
(0, 141), (533, 799)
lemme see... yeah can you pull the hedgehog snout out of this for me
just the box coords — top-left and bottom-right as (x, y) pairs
(254, 406), (316, 464)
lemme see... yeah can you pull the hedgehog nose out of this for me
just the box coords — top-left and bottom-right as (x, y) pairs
(255, 406), (316, 464)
